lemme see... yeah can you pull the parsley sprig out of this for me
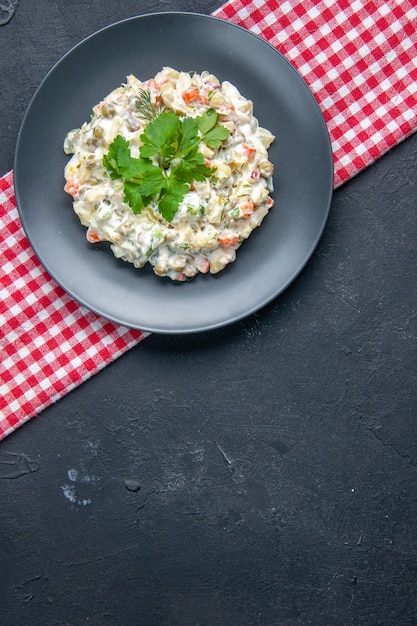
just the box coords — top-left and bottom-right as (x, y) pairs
(102, 108), (230, 222)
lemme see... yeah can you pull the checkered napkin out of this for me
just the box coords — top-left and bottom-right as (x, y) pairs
(1, 0), (417, 440)
(214, 0), (417, 186)
(0, 172), (147, 440)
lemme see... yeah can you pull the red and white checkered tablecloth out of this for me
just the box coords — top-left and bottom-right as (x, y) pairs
(1, 0), (417, 440)
(213, 0), (417, 187)
(0, 172), (147, 439)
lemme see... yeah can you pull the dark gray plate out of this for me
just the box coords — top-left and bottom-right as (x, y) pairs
(14, 12), (333, 334)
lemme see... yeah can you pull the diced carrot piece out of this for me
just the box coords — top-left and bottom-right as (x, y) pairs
(182, 88), (200, 104)
(64, 179), (80, 198)
(266, 197), (274, 208)
(218, 232), (239, 247)
(241, 201), (254, 217)
(86, 228), (104, 243)
(182, 88), (209, 106)
(241, 143), (256, 159)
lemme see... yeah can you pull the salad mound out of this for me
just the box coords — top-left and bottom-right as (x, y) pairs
(64, 67), (275, 281)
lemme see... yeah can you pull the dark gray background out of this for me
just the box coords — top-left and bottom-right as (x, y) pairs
(1, 2), (416, 625)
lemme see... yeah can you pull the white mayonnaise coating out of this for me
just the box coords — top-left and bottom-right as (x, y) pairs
(64, 67), (275, 281)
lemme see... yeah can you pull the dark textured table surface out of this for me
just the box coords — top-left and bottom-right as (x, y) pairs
(1, 2), (416, 625)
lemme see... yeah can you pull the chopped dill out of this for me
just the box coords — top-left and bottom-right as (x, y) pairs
(136, 88), (166, 122)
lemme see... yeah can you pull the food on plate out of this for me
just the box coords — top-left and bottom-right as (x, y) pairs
(64, 67), (275, 281)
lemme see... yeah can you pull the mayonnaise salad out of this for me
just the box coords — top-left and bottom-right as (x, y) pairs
(63, 67), (275, 281)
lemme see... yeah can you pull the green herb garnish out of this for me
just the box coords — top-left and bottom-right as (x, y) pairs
(136, 88), (166, 122)
(103, 108), (230, 222)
